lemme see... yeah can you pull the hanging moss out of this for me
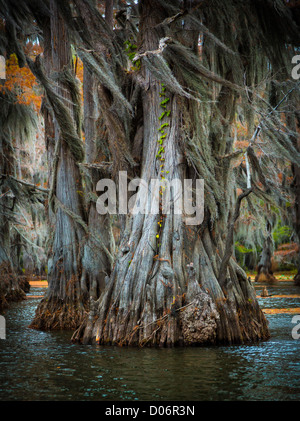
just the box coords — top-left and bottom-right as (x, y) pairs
(27, 56), (85, 163)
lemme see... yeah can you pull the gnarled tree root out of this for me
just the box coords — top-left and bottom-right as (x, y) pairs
(71, 265), (270, 347)
(29, 296), (88, 331)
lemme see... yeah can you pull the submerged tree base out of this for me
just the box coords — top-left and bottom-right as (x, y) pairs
(0, 288), (26, 313)
(0, 263), (26, 312)
(71, 256), (270, 348)
(255, 271), (278, 284)
(29, 296), (87, 331)
(71, 300), (270, 348)
(72, 292), (223, 347)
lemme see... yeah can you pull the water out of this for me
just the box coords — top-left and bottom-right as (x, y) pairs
(0, 283), (300, 401)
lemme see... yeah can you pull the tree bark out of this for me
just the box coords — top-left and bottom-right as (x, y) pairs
(0, 142), (26, 311)
(30, 0), (88, 330)
(291, 118), (300, 286)
(255, 234), (277, 283)
(293, 161), (300, 286)
(72, 0), (269, 347)
(81, 64), (115, 301)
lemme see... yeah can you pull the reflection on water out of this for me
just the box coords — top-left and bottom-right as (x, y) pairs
(0, 284), (300, 401)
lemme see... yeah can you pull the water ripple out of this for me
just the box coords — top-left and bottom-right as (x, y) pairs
(0, 291), (300, 401)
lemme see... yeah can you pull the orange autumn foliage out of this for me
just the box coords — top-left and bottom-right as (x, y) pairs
(0, 53), (42, 112)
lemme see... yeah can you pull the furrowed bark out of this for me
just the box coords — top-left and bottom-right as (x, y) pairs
(81, 63), (115, 301)
(0, 128), (26, 312)
(218, 188), (252, 287)
(255, 224), (277, 284)
(72, 0), (269, 347)
(255, 238), (277, 283)
(30, 0), (88, 330)
(290, 113), (300, 286)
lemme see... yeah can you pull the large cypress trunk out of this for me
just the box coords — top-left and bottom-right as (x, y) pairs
(291, 119), (300, 286)
(281, 91), (300, 286)
(255, 226), (277, 284)
(293, 163), (300, 286)
(0, 189), (26, 311)
(72, 0), (269, 347)
(0, 120), (26, 312)
(81, 65), (115, 300)
(30, 0), (88, 330)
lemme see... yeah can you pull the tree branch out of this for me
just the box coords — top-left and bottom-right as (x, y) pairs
(218, 187), (253, 287)
(0, 174), (49, 193)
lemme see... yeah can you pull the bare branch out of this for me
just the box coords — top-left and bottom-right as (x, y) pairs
(218, 188), (253, 287)
(0, 174), (49, 193)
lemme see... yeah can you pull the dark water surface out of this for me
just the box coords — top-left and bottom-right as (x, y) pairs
(0, 282), (300, 401)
